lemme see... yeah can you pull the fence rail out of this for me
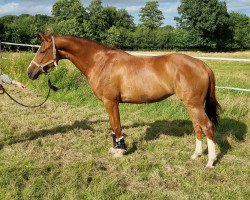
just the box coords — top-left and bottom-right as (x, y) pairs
(0, 42), (40, 48)
(128, 52), (250, 62)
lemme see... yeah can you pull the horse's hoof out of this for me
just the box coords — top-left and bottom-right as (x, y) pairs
(206, 160), (215, 168)
(109, 147), (126, 158)
(190, 153), (202, 160)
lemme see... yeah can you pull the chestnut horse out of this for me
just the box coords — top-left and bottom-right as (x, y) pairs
(27, 33), (220, 168)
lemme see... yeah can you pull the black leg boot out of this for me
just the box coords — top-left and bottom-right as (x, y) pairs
(112, 134), (127, 150)
(109, 134), (127, 157)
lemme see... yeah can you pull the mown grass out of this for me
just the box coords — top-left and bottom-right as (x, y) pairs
(0, 51), (249, 200)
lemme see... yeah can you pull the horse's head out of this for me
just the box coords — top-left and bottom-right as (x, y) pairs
(27, 33), (58, 80)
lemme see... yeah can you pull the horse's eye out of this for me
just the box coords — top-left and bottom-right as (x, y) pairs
(39, 50), (46, 54)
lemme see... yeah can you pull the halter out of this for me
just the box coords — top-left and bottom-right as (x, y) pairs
(31, 36), (58, 73)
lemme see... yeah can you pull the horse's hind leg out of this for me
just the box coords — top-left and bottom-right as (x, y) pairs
(204, 122), (217, 168)
(186, 104), (217, 168)
(190, 123), (203, 160)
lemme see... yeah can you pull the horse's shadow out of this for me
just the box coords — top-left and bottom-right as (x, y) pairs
(124, 118), (247, 163)
(214, 118), (247, 163)
(0, 120), (106, 149)
(1, 118), (247, 164)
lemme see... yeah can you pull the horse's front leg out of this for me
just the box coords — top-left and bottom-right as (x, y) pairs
(103, 99), (126, 157)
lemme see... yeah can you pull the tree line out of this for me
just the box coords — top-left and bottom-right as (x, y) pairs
(0, 0), (249, 51)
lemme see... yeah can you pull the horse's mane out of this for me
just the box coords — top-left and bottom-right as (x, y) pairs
(60, 35), (117, 51)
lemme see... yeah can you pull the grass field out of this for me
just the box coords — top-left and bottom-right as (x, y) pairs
(0, 51), (249, 200)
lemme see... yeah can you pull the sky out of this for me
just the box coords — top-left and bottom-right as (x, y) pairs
(0, 0), (250, 27)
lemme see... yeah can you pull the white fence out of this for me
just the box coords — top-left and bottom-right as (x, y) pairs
(0, 42), (40, 48)
(127, 52), (250, 63)
(0, 42), (39, 52)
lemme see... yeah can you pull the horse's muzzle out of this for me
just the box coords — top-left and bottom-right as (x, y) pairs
(27, 67), (41, 80)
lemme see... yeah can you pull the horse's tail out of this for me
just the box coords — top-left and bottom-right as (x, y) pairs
(205, 65), (221, 126)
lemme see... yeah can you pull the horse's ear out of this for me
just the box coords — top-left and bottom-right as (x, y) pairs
(38, 32), (49, 42)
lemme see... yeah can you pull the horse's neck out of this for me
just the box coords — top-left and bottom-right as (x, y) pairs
(56, 36), (107, 77)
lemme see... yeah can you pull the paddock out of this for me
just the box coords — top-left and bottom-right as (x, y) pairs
(0, 51), (249, 199)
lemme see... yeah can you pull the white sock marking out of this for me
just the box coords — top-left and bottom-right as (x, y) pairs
(195, 138), (202, 154)
(191, 138), (203, 159)
(206, 138), (216, 168)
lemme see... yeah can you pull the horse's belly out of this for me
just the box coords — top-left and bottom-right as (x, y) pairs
(120, 84), (173, 103)
(118, 61), (174, 103)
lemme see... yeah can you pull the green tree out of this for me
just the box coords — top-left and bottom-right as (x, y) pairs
(0, 18), (6, 41)
(88, 0), (103, 14)
(175, 0), (233, 50)
(5, 14), (37, 44)
(172, 28), (193, 50)
(102, 26), (130, 49)
(0, 15), (51, 44)
(102, 7), (134, 29)
(47, 18), (80, 36)
(34, 15), (51, 30)
(155, 26), (175, 49)
(87, 0), (108, 41)
(139, 1), (164, 29)
(50, 0), (88, 36)
(52, 0), (88, 21)
(133, 26), (156, 50)
(32, 14), (52, 43)
(0, 16), (18, 42)
(230, 12), (250, 49)
(102, 6), (117, 29)
(115, 9), (134, 28)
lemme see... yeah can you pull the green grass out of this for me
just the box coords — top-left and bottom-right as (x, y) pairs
(0, 51), (249, 200)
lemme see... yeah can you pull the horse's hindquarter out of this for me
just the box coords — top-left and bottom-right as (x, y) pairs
(168, 54), (210, 104)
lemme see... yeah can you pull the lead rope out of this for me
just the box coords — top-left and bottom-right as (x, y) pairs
(0, 74), (58, 108)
